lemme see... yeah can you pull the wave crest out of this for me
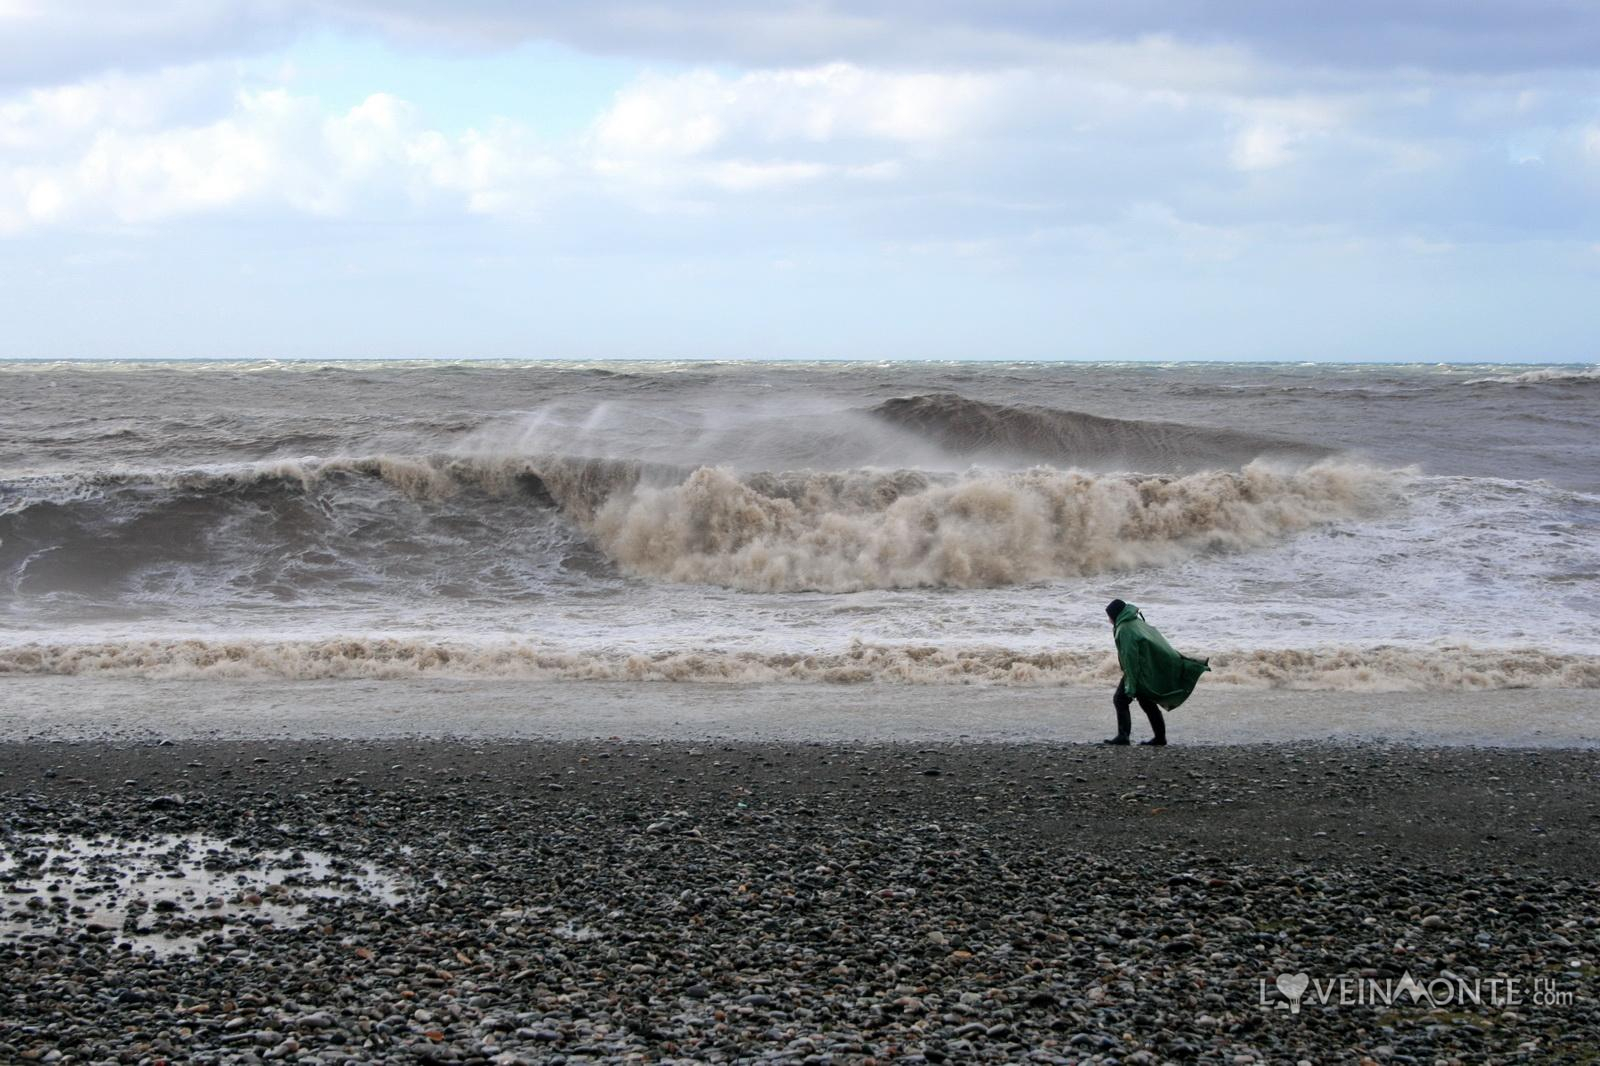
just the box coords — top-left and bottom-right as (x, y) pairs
(588, 461), (1397, 591)
(869, 393), (1327, 469)
(3, 453), (1397, 595)
(1462, 367), (1600, 386)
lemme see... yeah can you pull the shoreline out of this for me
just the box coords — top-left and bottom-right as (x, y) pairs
(2, 677), (1597, 748)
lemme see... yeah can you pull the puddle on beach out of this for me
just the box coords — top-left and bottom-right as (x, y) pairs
(0, 833), (408, 955)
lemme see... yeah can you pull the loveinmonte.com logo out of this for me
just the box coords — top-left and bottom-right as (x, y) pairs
(1260, 972), (1575, 1014)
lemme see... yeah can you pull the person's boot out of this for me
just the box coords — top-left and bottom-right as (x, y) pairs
(1102, 736), (1130, 746)
(1140, 737), (1167, 746)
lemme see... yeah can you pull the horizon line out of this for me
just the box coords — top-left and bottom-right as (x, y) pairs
(1, 356), (1594, 368)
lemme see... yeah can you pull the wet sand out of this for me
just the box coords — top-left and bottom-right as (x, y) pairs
(2, 678), (1598, 747)
(3, 737), (1598, 1063)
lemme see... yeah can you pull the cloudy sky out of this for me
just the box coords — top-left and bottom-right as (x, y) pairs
(2, 1), (1597, 361)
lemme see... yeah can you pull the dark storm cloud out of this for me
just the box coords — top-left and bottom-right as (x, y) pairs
(0, 2), (304, 88)
(912, 0), (1600, 72)
(335, 0), (1600, 73)
(3, 1), (1595, 90)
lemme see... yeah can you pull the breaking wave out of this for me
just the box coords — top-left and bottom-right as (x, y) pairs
(2, 453), (1398, 596)
(869, 393), (1327, 469)
(1461, 367), (1600, 386)
(1, 638), (1595, 690)
(587, 461), (1394, 591)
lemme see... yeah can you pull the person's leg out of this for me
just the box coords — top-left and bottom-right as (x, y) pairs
(1136, 693), (1167, 745)
(1105, 683), (1132, 744)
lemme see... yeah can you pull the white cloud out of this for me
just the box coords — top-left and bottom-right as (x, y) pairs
(704, 160), (823, 190)
(1230, 124), (1296, 170)
(1224, 96), (1348, 170)
(1, 60), (1011, 232)
(582, 63), (1007, 203)
(0, 65), (232, 153)
(592, 64), (1000, 159)
(709, 159), (902, 191)
(411, 122), (558, 214)
(1, 32), (1596, 257)
(0, 84), (559, 233)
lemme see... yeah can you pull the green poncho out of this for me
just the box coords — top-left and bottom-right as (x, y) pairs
(1113, 602), (1210, 710)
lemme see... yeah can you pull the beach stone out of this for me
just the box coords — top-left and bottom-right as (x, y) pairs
(1, 739), (1596, 1064)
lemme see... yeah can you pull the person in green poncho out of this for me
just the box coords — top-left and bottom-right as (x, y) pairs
(1103, 599), (1210, 746)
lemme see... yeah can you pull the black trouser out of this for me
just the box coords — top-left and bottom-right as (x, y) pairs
(1113, 681), (1166, 742)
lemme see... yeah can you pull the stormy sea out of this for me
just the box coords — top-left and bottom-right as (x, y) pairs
(2, 359), (1597, 692)
(5, 360), (1600, 1065)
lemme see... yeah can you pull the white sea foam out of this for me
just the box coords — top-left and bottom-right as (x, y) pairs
(1461, 366), (1600, 385)
(1, 638), (1595, 690)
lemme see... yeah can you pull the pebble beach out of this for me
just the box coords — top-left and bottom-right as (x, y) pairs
(3, 739), (1597, 1064)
